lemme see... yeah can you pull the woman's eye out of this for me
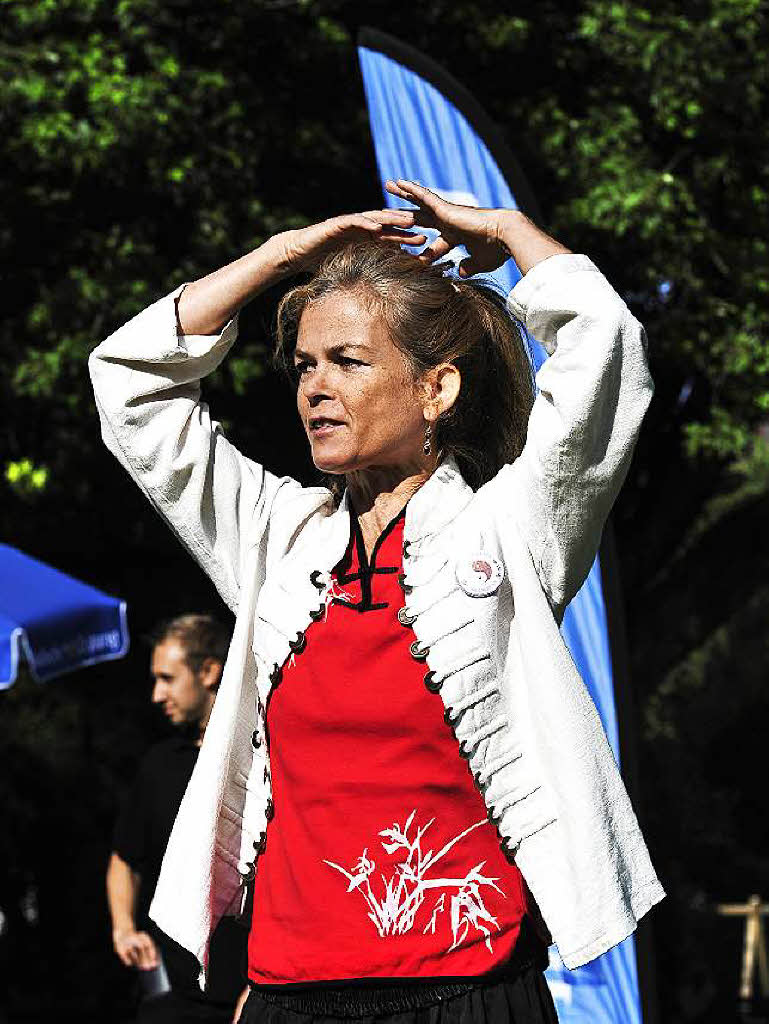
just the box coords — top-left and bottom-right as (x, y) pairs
(292, 356), (362, 378)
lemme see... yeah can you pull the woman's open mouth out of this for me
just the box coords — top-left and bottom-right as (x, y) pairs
(309, 417), (345, 437)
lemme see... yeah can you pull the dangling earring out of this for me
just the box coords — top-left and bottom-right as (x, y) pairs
(423, 423), (433, 456)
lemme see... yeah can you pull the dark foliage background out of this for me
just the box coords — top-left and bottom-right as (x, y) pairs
(1, 1), (767, 1021)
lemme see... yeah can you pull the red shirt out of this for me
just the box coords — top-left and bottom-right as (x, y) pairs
(248, 508), (538, 983)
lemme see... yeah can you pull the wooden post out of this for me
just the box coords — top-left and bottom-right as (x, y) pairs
(717, 895), (769, 1008)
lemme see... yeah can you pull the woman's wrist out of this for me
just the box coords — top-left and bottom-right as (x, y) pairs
(494, 208), (529, 240)
(264, 230), (304, 280)
(491, 209), (527, 260)
(177, 234), (296, 335)
(495, 209), (571, 276)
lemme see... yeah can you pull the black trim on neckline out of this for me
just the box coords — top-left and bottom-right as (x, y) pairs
(368, 505), (407, 566)
(345, 504), (407, 612)
(336, 566), (398, 584)
(331, 597), (390, 613)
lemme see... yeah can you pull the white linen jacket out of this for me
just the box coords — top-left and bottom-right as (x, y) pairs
(89, 253), (664, 979)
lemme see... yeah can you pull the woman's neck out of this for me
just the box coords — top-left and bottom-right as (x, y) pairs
(346, 461), (435, 558)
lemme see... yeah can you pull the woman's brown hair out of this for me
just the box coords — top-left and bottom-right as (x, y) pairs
(274, 242), (534, 492)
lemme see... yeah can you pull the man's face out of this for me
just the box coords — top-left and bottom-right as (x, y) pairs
(150, 639), (210, 726)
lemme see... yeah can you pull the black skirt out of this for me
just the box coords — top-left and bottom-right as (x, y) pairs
(241, 962), (558, 1024)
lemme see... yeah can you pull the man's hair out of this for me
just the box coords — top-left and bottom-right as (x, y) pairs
(147, 614), (232, 676)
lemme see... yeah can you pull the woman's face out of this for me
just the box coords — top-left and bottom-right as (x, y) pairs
(294, 289), (426, 476)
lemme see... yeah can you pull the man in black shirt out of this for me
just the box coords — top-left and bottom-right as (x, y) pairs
(107, 614), (246, 1022)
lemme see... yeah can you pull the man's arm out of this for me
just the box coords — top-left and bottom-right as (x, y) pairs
(106, 851), (159, 970)
(232, 985), (250, 1023)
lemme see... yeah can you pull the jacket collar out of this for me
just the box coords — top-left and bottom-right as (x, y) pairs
(404, 456), (475, 542)
(328, 456), (474, 557)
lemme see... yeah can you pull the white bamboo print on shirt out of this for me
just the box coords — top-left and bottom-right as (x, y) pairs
(323, 810), (504, 952)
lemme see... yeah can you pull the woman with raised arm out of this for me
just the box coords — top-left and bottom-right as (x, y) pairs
(90, 182), (663, 1024)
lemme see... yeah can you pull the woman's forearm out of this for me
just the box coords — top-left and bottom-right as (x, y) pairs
(176, 232), (296, 336)
(496, 209), (571, 277)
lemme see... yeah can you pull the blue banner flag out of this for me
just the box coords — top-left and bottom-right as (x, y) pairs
(358, 29), (645, 1024)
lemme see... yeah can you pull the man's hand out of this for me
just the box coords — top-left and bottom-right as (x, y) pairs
(112, 926), (160, 970)
(107, 853), (159, 970)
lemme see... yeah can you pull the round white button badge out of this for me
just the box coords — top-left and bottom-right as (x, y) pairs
(455, 553), (505, 597)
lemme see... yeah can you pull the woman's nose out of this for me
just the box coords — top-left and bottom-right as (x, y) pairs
(302, 366), (334, 405)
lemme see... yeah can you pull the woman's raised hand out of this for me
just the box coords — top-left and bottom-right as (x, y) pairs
(175, 208), (427, 335)
(277, 209), (428, 273)
(385, 179), (511, 278)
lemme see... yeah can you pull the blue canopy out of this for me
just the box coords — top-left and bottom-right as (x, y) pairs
(0, 544), (129, 688)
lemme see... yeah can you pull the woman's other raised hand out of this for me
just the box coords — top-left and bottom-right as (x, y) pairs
(386, 179), (570, 278)
(385, 180), (511, 278)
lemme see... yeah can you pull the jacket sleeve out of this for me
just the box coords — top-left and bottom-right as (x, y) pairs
(493, 254), (653, 618)
(88, 285), (301, 613)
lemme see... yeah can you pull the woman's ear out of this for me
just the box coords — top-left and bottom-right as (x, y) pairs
(423, 363), (461, 421)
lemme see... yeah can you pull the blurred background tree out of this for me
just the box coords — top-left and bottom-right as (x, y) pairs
(1, 0), (767, 1020)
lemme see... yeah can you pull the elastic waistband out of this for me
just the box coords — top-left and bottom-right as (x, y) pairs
(249, 952), (546, 1018)
(252, 978), (478, 1017)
